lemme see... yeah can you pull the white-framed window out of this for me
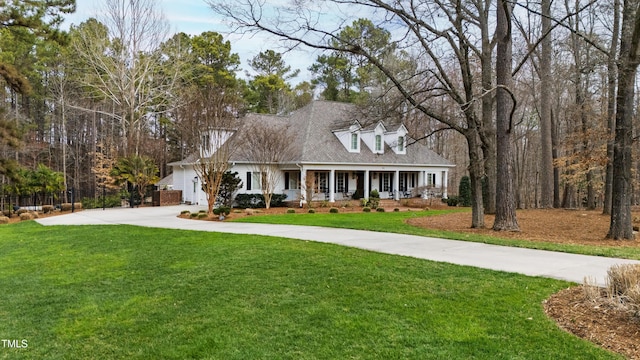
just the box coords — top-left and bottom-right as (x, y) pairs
(375, 134), (382, 152)
(381, 173), (391, 191)
(351, 133), (358, 150)
(426, 173), (436, 187)
(247, 171), (262, 190)
(314, 172), (328, 193)
(336, 172), (349, 193)
(397, 136), (405, 152)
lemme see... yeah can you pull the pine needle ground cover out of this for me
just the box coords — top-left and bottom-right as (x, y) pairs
(0, 222), (621, 359)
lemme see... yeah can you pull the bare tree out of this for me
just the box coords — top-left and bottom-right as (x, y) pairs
(241, 119), (296, 209)
(71, 0), (178, 156)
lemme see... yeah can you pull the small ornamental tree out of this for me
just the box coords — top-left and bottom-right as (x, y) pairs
(110, 155), (159, 206)
(218, 171), (243, 207)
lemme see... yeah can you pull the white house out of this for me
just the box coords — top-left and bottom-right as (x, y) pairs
(166, 100), (454, 206)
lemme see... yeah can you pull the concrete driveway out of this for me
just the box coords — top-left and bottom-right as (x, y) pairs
(35, 205), (640, 287)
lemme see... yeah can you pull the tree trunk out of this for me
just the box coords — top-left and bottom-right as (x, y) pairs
(493, 0), (519, 231)
(604, 0), (621, 215)
(539, 0), (554, 209)
(467, 129), (485, 228)
(608, 0), (640, 240)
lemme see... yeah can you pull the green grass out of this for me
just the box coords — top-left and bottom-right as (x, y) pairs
(232, 209), (640, 260)
(0, 222), (622, 359)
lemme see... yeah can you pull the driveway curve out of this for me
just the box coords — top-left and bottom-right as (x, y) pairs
(36, 205), (640, 287)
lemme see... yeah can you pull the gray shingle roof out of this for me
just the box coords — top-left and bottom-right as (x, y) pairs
(171, 100), (454, 167)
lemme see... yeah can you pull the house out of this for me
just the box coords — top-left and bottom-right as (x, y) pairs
(166, 100), (454, 206)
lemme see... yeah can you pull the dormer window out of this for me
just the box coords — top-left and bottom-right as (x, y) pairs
(351, 133), (358, 150)
(398, 136), (405, 152)
(375, 134), (382, 152)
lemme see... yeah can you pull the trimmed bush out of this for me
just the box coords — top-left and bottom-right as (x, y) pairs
(376, 207), (385, 212)
(0, 216), (9, 224)
(199, 209), (207, 213)
(287, 208), (295, 214)
(180, 210), (190, 215)
(19, 213), (33, 221)
(329, 207), (339, 213)
(2, 210), (10, 217)
(362, 207), (371, 213)
(29, 211), (39, 219)
(213, 206), (231, 216)
(393, 208), (400, 212)
(197, 213), (208, 219)
(308, 209), (316, 214)
(235, 193), (288, 208)
(370, 189), (380, 198)
(190, 212), (198, 218)
(16, 208), (29, 215)
(61, 203), (72, 211)
(42, 205), (54, 214)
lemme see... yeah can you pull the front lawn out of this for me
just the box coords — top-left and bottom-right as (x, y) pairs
(0, 222), (621, 359)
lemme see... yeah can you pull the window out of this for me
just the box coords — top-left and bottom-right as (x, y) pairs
(379, 173), (391, 192)
(284, 172), (300, 190)
(247, 171), (261, 190)
(351, 133), (358, 150)
(397, 136), (405, 152)
(201, 133), (210, 151)
(336, 172), (349, 193)
(426, 173), (436, 187)
(315, 172), (328, 193)
(375, 134), (382, 152)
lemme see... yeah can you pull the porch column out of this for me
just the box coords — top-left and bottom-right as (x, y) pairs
(300, 167), (307, 206)
(392, 170), (398, 200)
(329, 169), (335, 202)
(364, 170), (370, 200)
(418, 171), (424, 188)
(442, 170), (448, 198)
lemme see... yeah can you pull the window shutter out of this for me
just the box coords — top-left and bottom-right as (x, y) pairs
(284, 172), (290, 190)
(246, 172), (252, 191)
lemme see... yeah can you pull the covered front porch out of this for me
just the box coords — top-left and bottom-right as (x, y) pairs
(281, 166), (449, 204)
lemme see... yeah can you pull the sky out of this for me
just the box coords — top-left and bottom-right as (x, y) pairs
(62, 0), (318, 83)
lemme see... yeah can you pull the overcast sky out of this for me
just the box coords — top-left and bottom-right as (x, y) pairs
(62, 0), (317, 83)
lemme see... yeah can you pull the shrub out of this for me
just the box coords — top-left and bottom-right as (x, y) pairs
(19, 213), (33, 221)
(42, 205), (54, 214)
(81, 195), (122, 209)
(2, 210), (10, 217)
(444, 196), (459, 207)
(367, 197), (380, 209)
(190, 212), (198, 218)
(197, 213), (208, 219)
(0, 216), (9, 224)
(16, 208), (29, 215)
(376, 207), (385, 212)
(213, 206), (231, 216)
(234, 193), (288, 208)
(362, 207), (371, 213)
(308, 209), (316, 214)
(329, 207), (339, 213)
(581, 264), (640, 318)
(287, 208), (295, 214)
(180, 210), (190, 215)
(29, 211), (39, 219)
(199, 209), (207, 213)
(61, 203), (72, 211)
(458, 176), (472, 207)
(393, 208), (400, 212)
(370, 189), (380, 199)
